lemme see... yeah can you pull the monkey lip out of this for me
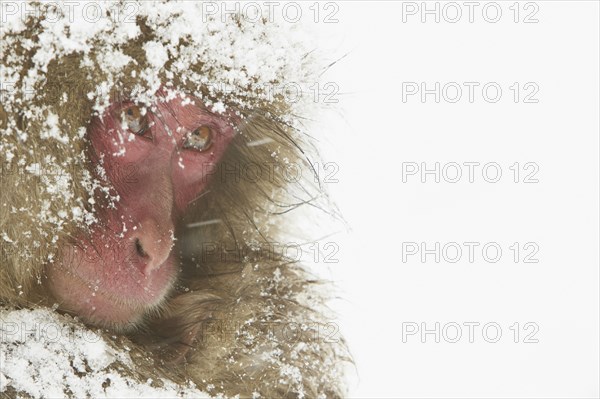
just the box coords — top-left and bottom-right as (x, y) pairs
(47, 243), (178, 329)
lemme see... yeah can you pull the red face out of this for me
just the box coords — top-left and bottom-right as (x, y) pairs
(46, 94), (235, 330)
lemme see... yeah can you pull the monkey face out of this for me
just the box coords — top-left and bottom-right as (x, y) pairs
(45, 93), (236, 331)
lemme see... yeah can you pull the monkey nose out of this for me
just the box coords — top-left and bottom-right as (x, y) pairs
(132, 220), (174, 275)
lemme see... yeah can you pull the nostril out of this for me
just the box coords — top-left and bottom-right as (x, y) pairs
(135, 238), (149, 258)
(131, 219), (175, 275)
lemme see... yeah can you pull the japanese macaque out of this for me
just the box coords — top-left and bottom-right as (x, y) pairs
(0, 2), (348, 398)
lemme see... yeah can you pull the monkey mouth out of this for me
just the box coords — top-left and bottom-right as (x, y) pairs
(46, 242), (178, 330)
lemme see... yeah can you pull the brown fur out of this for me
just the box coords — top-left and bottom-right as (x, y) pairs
(1, 8), (349, 399)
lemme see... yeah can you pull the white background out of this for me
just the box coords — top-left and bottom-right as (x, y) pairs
(311, 1), (600, 397)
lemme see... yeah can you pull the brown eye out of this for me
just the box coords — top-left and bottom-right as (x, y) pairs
(121, 105), (150, 138)
(183, 125), (213, 152)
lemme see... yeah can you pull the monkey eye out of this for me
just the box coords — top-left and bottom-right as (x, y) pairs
(183, 125), (213, 152)
(120, 105), (151, 139)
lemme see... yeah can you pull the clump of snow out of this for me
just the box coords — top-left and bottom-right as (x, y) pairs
(0, 307), (209, 398)
(143, 41), (169, 70)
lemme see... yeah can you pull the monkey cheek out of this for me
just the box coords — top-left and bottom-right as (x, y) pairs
(46, 243), (178, 330)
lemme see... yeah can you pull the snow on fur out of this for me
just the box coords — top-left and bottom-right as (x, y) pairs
(0, 0), (318, 263)
(0, 307), (209, 398)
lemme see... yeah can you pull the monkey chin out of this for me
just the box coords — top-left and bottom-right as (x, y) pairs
(45, 244), (178, 332)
